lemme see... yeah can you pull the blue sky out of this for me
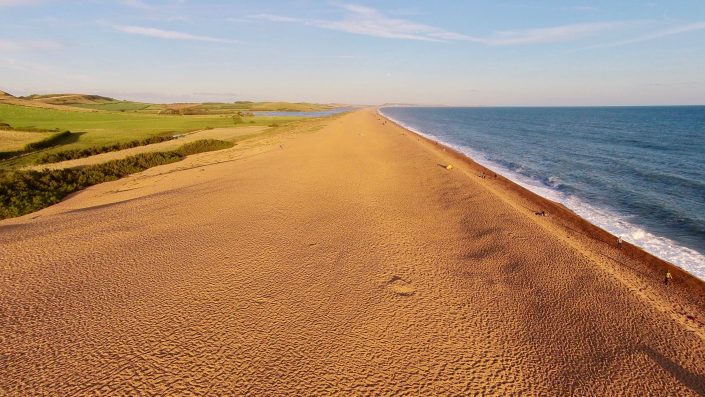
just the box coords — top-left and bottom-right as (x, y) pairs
(1, 0), (704, 105)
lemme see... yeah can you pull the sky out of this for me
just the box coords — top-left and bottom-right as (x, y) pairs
(1, 0), (705, 106)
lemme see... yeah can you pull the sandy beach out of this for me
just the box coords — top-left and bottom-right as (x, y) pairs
(1, 108), (704, 395)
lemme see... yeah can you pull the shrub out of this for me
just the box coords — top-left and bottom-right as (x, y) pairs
(38, 135), (175, 164)
(0, 151), (183, 219)
(177, 139), (234, 156)
(0, 139), (235, 219)
(159, 108), (182, 115)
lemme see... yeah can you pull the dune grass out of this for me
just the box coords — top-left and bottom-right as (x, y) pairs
(37, 135), (175, 164)
(0, 152), (183, 219)
(0, 139), (234, 219)
(176, 139), (234, 155)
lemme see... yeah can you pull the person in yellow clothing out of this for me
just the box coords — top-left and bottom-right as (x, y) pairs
(664, 271), (673, 285)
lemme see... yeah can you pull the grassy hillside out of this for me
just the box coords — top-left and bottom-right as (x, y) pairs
(151, 102), (337, 115)
(6, 92), (340, 114)
(23, 93), (115, 105)
(69, 101), (152, 112)
(0, 103), (304, 167)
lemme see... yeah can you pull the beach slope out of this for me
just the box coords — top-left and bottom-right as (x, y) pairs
(1, 109), (704, 395)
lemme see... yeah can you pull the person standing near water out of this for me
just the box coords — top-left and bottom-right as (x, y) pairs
(665, 271), (673, 285)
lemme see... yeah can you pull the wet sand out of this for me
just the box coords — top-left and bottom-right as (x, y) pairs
(1, 109), (704, 395)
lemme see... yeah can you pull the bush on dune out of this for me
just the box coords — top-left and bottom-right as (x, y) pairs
(0, 139), (234, 219)
(176, 139), (234, 156)
(0, 151), (183, 219)
(38, 135), (175, 164)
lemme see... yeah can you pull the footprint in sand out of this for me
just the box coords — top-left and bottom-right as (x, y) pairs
(386, 275), (416, 296)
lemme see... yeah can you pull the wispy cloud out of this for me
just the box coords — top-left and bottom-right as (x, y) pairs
(0, 39), (62, 50)
(591, 20), (705, 48)
(310, 4), (480, 42)
(248, 4), (480, 42)
(485, 21), (638, 45)
(246, 4), (637, 45)
(113, 25), (234, 43)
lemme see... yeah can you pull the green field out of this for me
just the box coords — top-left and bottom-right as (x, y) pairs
(0, 103), (304, 167)
(5, 93), (338, 115)
(69, 101), (152, 112)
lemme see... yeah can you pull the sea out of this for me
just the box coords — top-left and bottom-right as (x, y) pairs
(379, 106), (705, 280)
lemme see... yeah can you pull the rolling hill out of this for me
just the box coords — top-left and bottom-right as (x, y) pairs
(22, 94), (116, 106)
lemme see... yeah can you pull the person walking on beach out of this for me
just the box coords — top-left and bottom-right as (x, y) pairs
(664, 271), (673, 285)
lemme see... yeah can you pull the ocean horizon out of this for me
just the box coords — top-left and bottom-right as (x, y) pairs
(380, 106), (705, 280)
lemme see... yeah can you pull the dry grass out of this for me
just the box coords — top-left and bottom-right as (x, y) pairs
(0, 130), (48, 152)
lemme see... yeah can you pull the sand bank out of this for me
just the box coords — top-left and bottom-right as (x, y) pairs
(27, 126), (268, 171)
(1, 109), (704, 395)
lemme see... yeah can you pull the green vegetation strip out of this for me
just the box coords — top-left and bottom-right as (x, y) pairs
(38, 135), (175, 164)
(0, 139), (234, 219)
(176, 139), (234, 156)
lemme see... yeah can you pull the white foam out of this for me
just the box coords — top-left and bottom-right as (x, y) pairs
(379, 107), (705, 281)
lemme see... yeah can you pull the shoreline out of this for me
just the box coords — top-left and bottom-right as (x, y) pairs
(377, 106), (705, 278)
(375, 107), (705, 287)
(377, 108), (705, 309)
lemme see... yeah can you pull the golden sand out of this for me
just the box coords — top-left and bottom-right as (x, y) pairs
(1, 109), (704, 395)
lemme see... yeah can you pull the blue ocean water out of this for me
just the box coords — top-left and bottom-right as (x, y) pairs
(380, 106), (705, 280)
